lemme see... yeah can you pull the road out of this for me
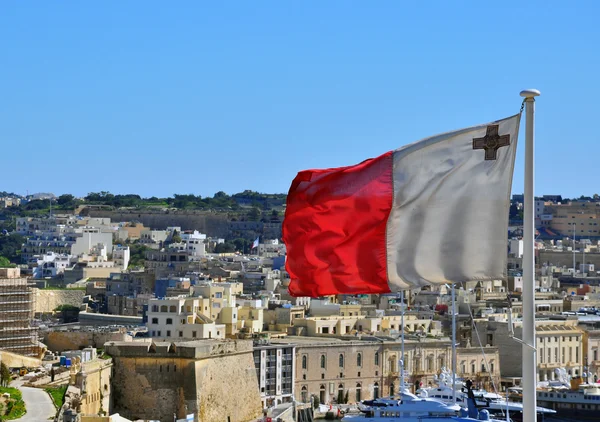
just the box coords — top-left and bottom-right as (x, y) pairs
(11, 380), (56, 422)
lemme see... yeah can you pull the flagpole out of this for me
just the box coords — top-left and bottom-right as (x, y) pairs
(520, 88), (540, 422)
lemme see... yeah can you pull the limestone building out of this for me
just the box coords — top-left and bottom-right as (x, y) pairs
(146, 297), (226, 340)
(104, 339), (262, 422)
(472, 318), (584, 382)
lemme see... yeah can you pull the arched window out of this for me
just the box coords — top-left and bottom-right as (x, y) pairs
(320, 355), (326, 369)
(160, 305), (168, 312)
(338, 384), (344, 403)
(357, 352), (362, 367)
(439, 355), (446, 369)
(339, 354), (344, 368)
(374, 382), (380, 399)
(388, 356), (397, 373)
(169, 305), (177, 313)
(302, 355), (307, 370)
(374, 352), (380, 366)
(301, 386), (308, 403)
(390, 382), (395, 396)
(427, 355), (434, 372)
(320, 384), (326, 404)
(355, 383), (362, 402)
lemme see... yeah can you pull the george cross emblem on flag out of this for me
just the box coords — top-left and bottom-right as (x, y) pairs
(472, 124), (511, 160)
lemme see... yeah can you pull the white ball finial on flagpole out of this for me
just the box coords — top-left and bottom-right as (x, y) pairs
(520, 89), (541, 98)
(520, 87), (540, 422)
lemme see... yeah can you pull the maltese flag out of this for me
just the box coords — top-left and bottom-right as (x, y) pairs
(251, 237), (260, 249)
(283, 114), (520, 297)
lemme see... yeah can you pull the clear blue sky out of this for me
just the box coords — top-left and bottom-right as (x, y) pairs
(2, 2), (598, 198)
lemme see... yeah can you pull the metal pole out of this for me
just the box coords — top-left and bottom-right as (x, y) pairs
(400, 290), (405, 395)
(520, 88), (540, 422)
(452, 284), (457, 404)
(573, 224), (576, 273)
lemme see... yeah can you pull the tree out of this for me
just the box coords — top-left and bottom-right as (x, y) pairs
(233, 238), (251, 253)
(171, 230), (182, 244)
(0, 256), (13, 267)
(0, 234), (25, 262)
(57, 194), (75, 206)
(214, 242), (236, 253)
(248, 207), (261, 221)
(0, 362), (10, 387)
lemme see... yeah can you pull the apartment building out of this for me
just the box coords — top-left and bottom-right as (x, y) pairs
(253, 339), (296, 408)
(146, 297), (226, 340)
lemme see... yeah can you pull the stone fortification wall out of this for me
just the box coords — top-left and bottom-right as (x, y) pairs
(34, 288), (86, 313)
(44, 330), (132, 353)
(105, 339), (262, 422)
(84, 208), (230, 237)
(0, 350), (41, 368)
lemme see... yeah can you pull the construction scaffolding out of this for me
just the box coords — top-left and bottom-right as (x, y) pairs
(0, 268), (39, 357)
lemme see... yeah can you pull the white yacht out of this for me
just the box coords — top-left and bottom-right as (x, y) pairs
(417, 369), (555, 419)
(342, 388), (504, 422)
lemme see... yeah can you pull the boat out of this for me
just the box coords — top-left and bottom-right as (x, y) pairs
(342, 381), (507, 422)
(535, 368), (600, 418)
(416, 368), (556, 420)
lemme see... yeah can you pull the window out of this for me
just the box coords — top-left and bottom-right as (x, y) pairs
(320, 355), (326, 369)
(152, 305), (158, 312)
(374, 382), (379, 399)
(179, 331), (183, 338)
(215, 292), (223, 299)
(151, 318), (158, 324)
(166, 330), (171, 337)
(320, 385), (326, 404)
(166, 318), (173, 325)
(169, 305), (176, 313)
(339, 354), (344, 368)
(301, 386), (308, 403)
(375, 352), (379, 366)
(160, 305), (168, 312)
(157, 331), (161, 337)
(302, 355), (307, 370)
(357, 353), (362, 367)
(192, 331), (197, 337)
